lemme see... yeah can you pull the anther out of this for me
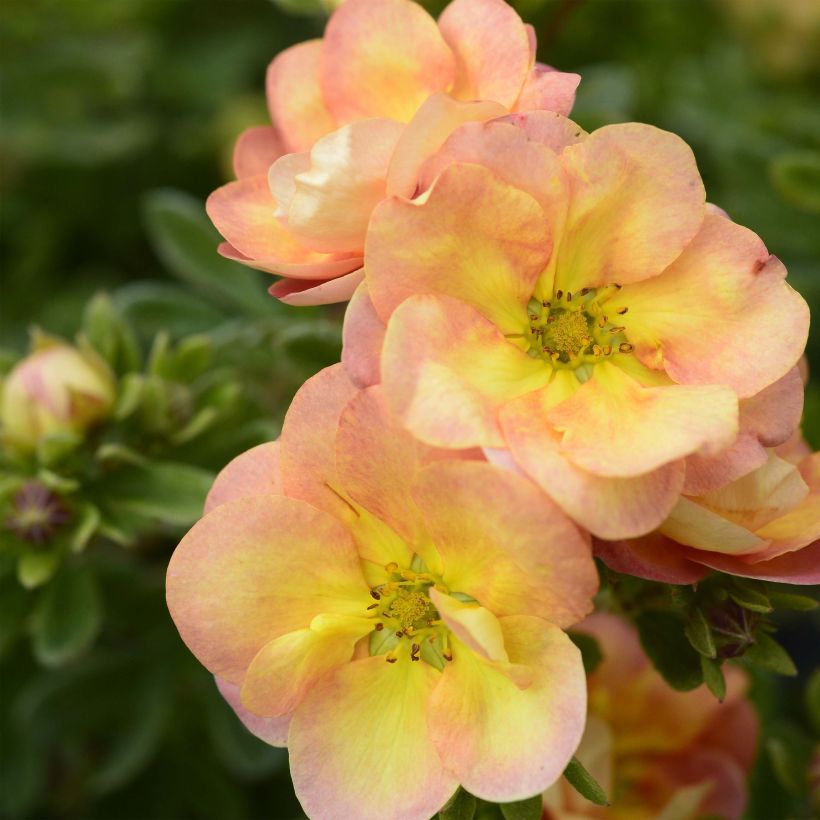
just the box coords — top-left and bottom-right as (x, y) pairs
(395, 631), (404, 638)
(370, 590), (381, 601)
(597, 316), (606, 328)
(609, 326), (626, 334)
(566, 291), (572, 302)
(592, 344), (603, 356)
(443, 653), (453, 662)
(375, 622), (384, 631)
(411, 643), (420, 657)
(528, 313), (538, 321)
(619, 343), (634, 353)
(556, 289), (563, 300)
(603, 345), (612, 355)
(384, 562), (398, 573)
(367, 603), (378, 611)
(386, 656), (398, 664)
(547, 315), (556, 324)
(542, 300), (551, 308)
(579, 288), (590, 296)
(616, 307), (629, 315)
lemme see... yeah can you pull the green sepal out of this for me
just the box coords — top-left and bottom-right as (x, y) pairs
(563, 756), (608, 807)
(438, 787), (477, 820)
(684, 607), (716, 658)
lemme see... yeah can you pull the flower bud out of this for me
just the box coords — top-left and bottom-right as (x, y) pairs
(1, 339), (115, 452)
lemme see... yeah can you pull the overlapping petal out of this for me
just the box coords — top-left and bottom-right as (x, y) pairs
(204, 441), (281, 514)
(232, 126), (282, 180)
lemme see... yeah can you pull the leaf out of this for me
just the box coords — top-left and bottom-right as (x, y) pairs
(142, 189), (270, 317)
(563, 756), (608, 807)
(17, 550), (61, 589)
(728, 580), (772, 613)
(81, 292), (141, 374)
(806, 669), (820, 735)
(769, 150), (820, 214)
(498, 794), (542, 820)
(744, 632), (797, 676)
(438, 788), (477, 820)
(765, 723), (814, 795)
(568, 631), (603, 675)
(30, 565), (102, 666)
(68, 503), (101, 553)
(765, 587), (818, 611)
(700, 655), (726, 701)
(635, 611), (703, 691)
(685, 608), (716, 658)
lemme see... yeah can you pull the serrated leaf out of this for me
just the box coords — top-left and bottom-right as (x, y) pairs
(563, 756), (608, 806)
(685, 608), (716, 658)
(700, 655), (726, 701)
(744, 632), (797, 676)
(438, 788), (476, 820)
(498, 794), (542, 820)
(636, 611), (703, 691)
(568, 631), (603, 675)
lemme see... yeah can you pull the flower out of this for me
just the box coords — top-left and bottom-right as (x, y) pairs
(1, 336), (115, 453)
(349, 113), (810, 540)
(166, 365), (598, 819)
(206, 0), (580, 305)
(5, 481), (71, 543)
(596, 429), (820, 585)
(543, 613), (758, 820)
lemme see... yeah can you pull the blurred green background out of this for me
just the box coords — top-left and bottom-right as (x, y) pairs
(1, 0), (818, 818)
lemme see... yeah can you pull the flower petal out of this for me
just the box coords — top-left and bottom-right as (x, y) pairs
(382, 295), (552, 449)
(232, 126), (283, 180)
(437, 0), (532, 108)
(497, 110), (587, 153)
(413, 459), (597, 628)
(289, 653), (456, 820)
(427, 615), (586, 802)
(166, 494), (368, 684)
(266, 41), (336, 153)
(320, 0), (455, 123)
(546, 361), (738, 478)
(366, 162), (551, 332)
(218, 240), (361, 281)
(287, 119), (404, 253)
(556, 124), (705, 292)
(593, 533), (708, 584)
(269, 268), (364, 305)
(500, 392), (686, 539)
(609, 214), (810, 398)
(513, 65), (581, 116)
(215, 676), (290, 747)
(204, 441), (281, 514)
(686, 539), (820, 584)
(342, 282), (385, 388)
(429, 588), (509, 663)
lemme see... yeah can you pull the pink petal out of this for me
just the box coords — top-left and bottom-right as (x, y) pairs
(341, 282), (385, 388)
(269, 268), (364, 306)
(232, 126), (283, 180)
(514, 65), (581, 116)
(593, 533), (708, 584)
(204, 441), (281, 514)
(215, 676), (290, 747)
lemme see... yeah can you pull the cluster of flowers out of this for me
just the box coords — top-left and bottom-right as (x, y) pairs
(165, 0), (817, 817)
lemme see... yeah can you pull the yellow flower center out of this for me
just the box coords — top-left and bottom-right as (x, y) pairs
(523, 284), (633, 374)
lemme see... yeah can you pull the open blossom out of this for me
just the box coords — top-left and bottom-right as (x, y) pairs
(543, 614), (758, 820)
(346, 112), (810, 540)
(206, 0), (580, 305)
(166, 365), (598, 819)
(596, 430), (820, 585)
(1, 337), (115, 453)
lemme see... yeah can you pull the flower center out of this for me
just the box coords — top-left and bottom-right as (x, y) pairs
(523, 284), (633, 374)
(6, 481), (71, 544)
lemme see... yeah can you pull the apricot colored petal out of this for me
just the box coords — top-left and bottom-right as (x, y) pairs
(217, 240), (360, 280)
(382, 295), (552, 449)
(320, 0), (454, 123)
(686, 540), (820, 584)
(269, 268), (364, 305)
(754, 498), (820, 559)
(556, 124), (705, 292)
(428, 615), (586, 802)
(501, 392), (686, 539)
(232, 126), (283, 180)
(514, 65), (581, 116)
(266, 41), (336, 153)
(289, 653), (456, 820)
(413, 459), (597, 628)
(166, 494), (368, 684)
(386, 93), (506, 197)
(215, 676), (290, 747)
(288, 119), (404, 253)
(268, 151), (310, 217)
(204, 441), (280, 514)
(429, 588), (508, 662)
(659, 497), (767, 555)
(438, 0), (531, 107)
(366, 163), (551, 332)
(593, 533), (708, 584)
(279, 364), (358, 518)
(241, 615), (372, 716)
(342, 282), (385, 388)
(547, 362), (738, 478)
(497, 110), (587, 153)
(612, 214), (810, 397)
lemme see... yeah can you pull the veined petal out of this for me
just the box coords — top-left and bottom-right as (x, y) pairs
(289, 653), (456, 820)
(232, 126), (282, 180)
(215, 676), (290, 747)
(546, 361), (738, 478)
(342, 282), (385, 388)
(382, 295), (552, 449)
(166, 494), (368, 684)
(366, 162), (552, 332)
(555, 124), (705, 292)
(501, 391), (686, 539)
(266, 41), (336, 153)
(610, 214), (810, 398)
(241, 614), (372, 716)
(320, 0), (455, 123)
(428, 615), (586, 802)
(413, 459), (596, 628)
(204, 441), (281, 514)
(437, 0), (531, 107)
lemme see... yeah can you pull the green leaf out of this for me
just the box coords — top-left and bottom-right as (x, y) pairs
(769, 150), (820, 214)
(685, 608), (716, 658)
(81, 292), (141, 373)
(806, 669), (820, 735)
(17, 550), (61, 589)
(30, 565), (102, 666)
(563, 756), (608, 807)
(438, 788), (477, 820)
(765, 723), (814, 795)
(68, 503), (101, 553)
(765, 587), (818, 611)
(744, 632), (797, 676)
(498, 794), (542, 820)
(636, 611), (703, 691)
(142, 189), (269, 317)
(568, 631), (603, 675)
(728, 580), (772, 613)
(700, 655), (726, 701)
(36, 431), (83, 468)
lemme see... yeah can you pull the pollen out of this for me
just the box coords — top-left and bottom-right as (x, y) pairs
(544, 311), (590, 355)
(387, 590), (431, 629)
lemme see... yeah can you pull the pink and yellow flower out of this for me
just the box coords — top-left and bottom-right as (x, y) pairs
(166, 364), (598, 819)
(543, 614), (758, 820)
(206, 0), (580, 305)
(348, 113), (810, 539)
